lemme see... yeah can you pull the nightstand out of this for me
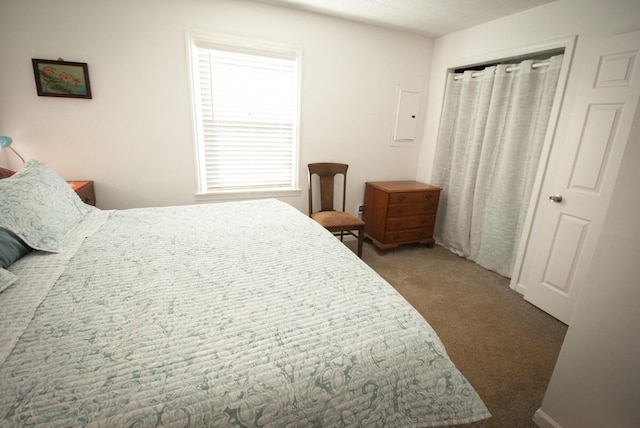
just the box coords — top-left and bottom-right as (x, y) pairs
(0, 167), (15, 179)
(68, 181), (96, 206)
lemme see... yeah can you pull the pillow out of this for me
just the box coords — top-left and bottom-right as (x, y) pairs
(0, 268), (17, 293)
(0, 159), (90, 252)
(0, 227), (31, 269)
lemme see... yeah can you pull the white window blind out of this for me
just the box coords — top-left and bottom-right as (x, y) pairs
(191, 37), (300, 195)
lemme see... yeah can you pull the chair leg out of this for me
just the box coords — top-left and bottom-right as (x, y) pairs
(357, 228), (363, 258)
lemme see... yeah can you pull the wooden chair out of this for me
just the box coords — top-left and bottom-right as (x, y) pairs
(308, 162), (364, 258)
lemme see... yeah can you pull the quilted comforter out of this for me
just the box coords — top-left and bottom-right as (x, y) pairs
(0, 199), (489, 427)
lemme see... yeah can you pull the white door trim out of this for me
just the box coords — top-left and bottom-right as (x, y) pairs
(508, 36), (576, 294)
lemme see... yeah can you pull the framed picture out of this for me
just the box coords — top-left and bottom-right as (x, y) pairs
(32, 58), (92, 99)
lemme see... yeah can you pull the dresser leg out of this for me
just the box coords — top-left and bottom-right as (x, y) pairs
(420, 239), (436, 248)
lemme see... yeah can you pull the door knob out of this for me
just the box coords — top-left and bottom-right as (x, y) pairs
(549, 194), (563, 203)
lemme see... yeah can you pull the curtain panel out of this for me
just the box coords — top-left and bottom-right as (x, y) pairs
(432, 54), (563, 277)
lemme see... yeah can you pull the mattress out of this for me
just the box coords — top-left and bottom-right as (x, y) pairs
(0, 195), (490, 427)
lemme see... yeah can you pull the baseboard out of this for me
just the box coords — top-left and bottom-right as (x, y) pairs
(533, 408), (563, 428)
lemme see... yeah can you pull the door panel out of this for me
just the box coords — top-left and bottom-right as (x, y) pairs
(520, 31), (640, 324)
(569, 104), (621, 191)
(542, 214), (589, 296)
(595, 51), (636, 87)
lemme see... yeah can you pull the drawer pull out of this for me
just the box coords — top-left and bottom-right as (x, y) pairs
(395, 221), (403, 227)
(395, 208), (404, 214)
(398, 195), (405, 202)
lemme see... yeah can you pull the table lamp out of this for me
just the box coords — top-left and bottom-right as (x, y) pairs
(0, 136), (25, 163)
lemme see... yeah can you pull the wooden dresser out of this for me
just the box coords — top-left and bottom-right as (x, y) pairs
(363, 181), (441, 253)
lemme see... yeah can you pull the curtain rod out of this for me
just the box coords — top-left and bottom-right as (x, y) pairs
(452, 60), (551, 81)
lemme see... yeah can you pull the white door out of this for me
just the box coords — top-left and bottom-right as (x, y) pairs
(520, 31), (640, 324)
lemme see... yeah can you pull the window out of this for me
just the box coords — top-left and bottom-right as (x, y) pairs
(188, 33), (301, 199)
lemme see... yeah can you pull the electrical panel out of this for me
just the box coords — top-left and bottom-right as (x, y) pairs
(393, 90), (421, 141)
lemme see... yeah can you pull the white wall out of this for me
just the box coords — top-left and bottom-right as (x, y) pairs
(417, 1), (640, 426)
(0, 0), (432, 211)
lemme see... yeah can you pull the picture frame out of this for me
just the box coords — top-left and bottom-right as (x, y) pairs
(32, 58), (92, 99)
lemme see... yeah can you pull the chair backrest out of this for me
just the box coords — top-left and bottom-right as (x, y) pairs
(308, 162), (348, 215)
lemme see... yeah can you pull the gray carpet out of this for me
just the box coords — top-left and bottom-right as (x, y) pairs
(347, 240), (568, 428)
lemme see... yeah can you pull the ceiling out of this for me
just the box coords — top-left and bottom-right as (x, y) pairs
(250, 0), (557, 37)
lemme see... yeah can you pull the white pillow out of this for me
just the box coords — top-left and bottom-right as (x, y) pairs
(0, 268), (17, 293)
(0, 160), (90, 252)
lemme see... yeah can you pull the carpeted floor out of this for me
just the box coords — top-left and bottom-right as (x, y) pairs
(346, 240), (568, 428)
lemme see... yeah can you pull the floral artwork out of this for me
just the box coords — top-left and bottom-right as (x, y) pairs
(32, 59), (92, 99)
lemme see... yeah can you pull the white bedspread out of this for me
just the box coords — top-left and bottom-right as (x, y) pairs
(0, 199), (489, 427)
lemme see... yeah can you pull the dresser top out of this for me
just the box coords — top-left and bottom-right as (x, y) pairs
(366, 180), (441, 192)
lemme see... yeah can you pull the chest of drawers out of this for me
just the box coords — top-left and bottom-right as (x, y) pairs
(363, 181), (441, 253)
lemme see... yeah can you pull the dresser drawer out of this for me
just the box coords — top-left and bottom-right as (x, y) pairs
(389, 191), (439, 204)
(384, 228), (434, 244)
(387, 202), (437, 217)
(385, 215), (435, 231)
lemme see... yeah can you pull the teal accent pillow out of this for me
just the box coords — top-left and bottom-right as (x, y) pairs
(0, 227), (31, 269)
(0, 159), (90, 252)
(0, 268), (17, 293)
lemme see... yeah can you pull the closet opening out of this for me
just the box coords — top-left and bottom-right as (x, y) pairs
(430, 41), (573, 281)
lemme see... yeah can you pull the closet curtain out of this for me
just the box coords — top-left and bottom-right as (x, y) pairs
(432, 54), (563, 277)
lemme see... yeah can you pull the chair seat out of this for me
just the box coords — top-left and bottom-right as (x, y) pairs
(311, 210), (364, 229)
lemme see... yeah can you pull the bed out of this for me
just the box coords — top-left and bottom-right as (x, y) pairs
(0, 160), (490, 427)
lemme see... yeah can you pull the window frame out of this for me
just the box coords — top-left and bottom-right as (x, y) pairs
(186, 31), (302, 201)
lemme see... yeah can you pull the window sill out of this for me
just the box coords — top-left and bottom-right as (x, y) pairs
(195, 187), (302, 203)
